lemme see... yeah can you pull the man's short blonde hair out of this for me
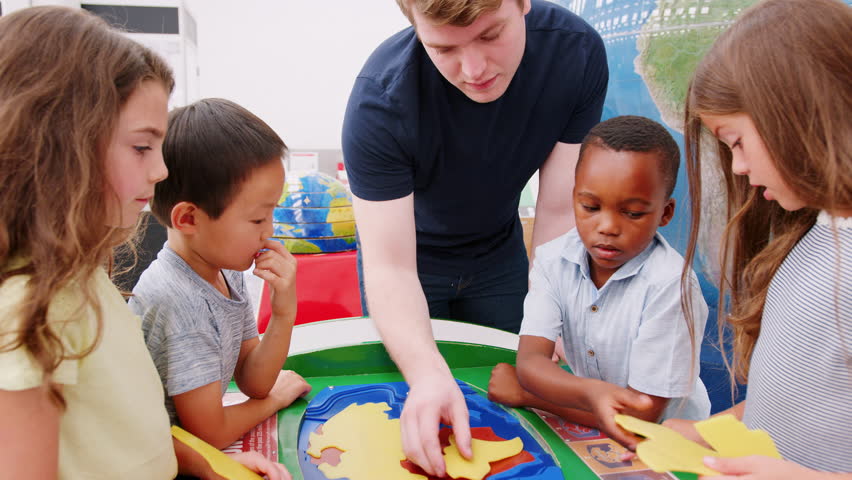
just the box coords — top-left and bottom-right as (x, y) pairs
(396, 0), (524, 27)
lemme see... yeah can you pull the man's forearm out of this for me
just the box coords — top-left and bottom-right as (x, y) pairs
(366, 266), (450, 381)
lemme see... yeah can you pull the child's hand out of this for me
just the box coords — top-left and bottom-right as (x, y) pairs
(662, 418), (709, 447)
(220, 451), (292, 480)
(551, 337), (567, 364)
(700, 455), (827, 480)
(584, 380), (653, 450)
(253, 239), (297, 322)
(268, 370), (312, 410)
(487, 363), (530, 408)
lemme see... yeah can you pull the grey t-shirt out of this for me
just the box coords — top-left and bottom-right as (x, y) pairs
(129, 244), (258, 424)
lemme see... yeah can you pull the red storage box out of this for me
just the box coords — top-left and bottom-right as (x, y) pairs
(257, 251), (362, 333)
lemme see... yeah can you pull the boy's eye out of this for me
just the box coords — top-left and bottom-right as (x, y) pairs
(481, 34), (498, 42)
(435, 47), (453, 55)
(134, 146), (152, 153)
(625, 211), (646, 219)
(251, 219), (264, 225)
(581, 204), (599, 212)
(731, 139), (742, 149)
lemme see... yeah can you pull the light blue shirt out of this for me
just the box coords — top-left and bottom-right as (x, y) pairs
(520, 229), (710, 421)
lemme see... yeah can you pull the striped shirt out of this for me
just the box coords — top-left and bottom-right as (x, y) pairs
(743, 211), (852, 472)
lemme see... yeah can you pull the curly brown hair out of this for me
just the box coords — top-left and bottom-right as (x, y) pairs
(0, 6), (174, 408)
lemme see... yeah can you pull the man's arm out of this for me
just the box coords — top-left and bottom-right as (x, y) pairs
(352, 193), (471, 477)
(529, 142), (580, 262)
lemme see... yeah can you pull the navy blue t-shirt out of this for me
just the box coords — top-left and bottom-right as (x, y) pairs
(343, 0), (607, 275)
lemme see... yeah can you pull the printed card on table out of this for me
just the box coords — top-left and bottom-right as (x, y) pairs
(531, 408), (677, 480)
(222, 391), (279, 462)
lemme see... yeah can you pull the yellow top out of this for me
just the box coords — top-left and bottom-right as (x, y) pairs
(0, 265), (177, 479)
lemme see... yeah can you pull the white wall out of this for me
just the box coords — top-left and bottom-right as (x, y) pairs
(182, 0), (410, 151)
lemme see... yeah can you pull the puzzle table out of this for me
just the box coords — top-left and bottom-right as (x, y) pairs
(261, 318), (697, 480)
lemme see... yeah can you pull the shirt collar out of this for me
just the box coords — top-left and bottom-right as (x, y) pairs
(561, 230), (663, 284)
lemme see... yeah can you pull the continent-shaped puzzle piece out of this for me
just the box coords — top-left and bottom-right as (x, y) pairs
(443, 435), (524, 480)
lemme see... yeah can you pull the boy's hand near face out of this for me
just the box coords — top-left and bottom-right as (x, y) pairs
(234, 240), (299, 400)
(253, 239), (298, 324)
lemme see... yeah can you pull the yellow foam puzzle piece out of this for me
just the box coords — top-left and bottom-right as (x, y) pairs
(615, 414), (783, 477)
(695, 414), (781, 459)
(171, 426), (264, 480)
(307, 402), (426, 480)
(614, 415), (720, 476)
(443, 435), (524, 480)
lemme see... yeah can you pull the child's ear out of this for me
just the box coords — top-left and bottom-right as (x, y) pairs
(659, 198), (676, 227)
(171, 201), (200, 233)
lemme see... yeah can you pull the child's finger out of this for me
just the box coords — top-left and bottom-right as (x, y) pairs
(599, 413), (640, 450)
(620, 390), (653, 411)
(252, 267), (276, 283)
(255, 246), (297, 276)
(255, 260), (296, 284)
(262, 238), (295, 259)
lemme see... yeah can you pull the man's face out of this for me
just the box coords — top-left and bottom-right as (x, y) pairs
(413, 0), (531, 103)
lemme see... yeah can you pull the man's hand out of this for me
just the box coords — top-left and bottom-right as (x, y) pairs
(253, 239), (298, 322)
(400, 372), (472, 477)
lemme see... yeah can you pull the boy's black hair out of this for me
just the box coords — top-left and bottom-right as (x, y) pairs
(152, 98), (287, 227)
(577, 115), (680, 199)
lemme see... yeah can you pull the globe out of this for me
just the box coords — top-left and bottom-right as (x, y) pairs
(273, 171), (356, 253)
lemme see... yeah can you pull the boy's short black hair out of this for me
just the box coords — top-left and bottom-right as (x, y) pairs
(152, 98), (287, 227)
(577, 115), (680, 199)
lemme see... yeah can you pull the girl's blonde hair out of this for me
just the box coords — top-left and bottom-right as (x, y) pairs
(0, 6), (174, 407)
(681, 0), (852, 384)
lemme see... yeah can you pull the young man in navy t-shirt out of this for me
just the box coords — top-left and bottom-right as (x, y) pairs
(342, 0), (607, 475)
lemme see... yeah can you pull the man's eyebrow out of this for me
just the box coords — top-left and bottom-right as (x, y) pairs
(422, 20), (505, 49)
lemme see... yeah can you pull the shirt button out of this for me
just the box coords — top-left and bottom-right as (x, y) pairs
(590, 305), (599, 312)
(587, 349), (595, 357)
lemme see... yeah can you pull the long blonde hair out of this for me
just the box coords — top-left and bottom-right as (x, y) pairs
(681, 0), (852, 383)
(0, 6), (174, 407)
